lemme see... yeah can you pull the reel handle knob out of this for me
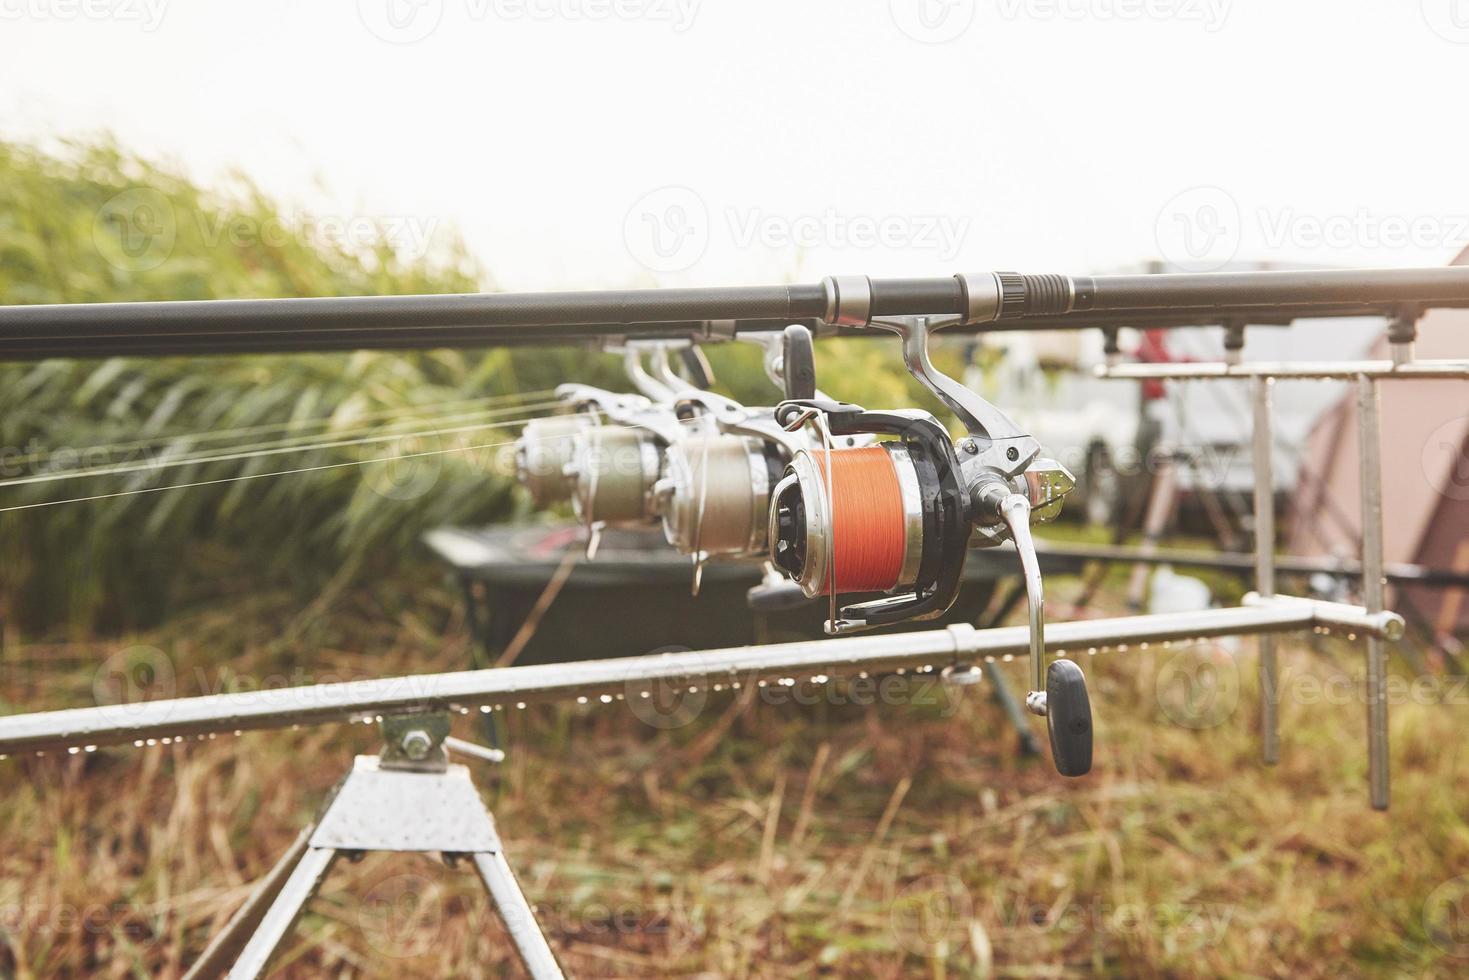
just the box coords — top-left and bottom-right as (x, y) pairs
(1045, 660), (1093, 777)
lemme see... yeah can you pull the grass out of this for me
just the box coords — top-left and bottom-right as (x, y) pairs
(1, 556), (1466, 978)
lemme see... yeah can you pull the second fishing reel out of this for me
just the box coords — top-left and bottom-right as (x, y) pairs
(513, 335), (824, 574)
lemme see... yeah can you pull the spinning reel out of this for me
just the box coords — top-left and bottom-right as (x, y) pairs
(764, 280), (1092, 776)
(514, 336), (824, 574)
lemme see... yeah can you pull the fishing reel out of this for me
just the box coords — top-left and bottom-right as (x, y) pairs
(515, 338), (819, 574)
(765, 300), (1092, 776)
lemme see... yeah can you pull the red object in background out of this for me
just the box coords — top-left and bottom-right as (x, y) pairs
(1136, 329), (1181, 401)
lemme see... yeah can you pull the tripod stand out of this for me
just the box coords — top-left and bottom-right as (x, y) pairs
(185, 713), (564, 979)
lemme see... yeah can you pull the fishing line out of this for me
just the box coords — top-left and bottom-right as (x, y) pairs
(813, 446), (906, 594)
(4, 388), (559, 471)
(0, 402), (567, 489)
(0, 436), (529, 514)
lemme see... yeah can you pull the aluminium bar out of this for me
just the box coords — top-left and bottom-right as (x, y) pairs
(0, 601), (1398, 757)
(1253, 377), (1280, 765)
(1240, 593), (1404, 639)
(1096, 360), (1469, 381)
(1027, 540), (1469, 588)
(225, 846), (339, 979)
(1358, 377), (1390, 811)
(182, 826), (315, 980)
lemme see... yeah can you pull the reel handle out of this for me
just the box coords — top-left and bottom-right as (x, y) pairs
(988, 487), (1092, 777)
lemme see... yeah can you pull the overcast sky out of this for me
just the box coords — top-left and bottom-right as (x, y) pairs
(3, 0), (1468, 290)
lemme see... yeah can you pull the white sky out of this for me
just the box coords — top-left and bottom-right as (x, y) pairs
(3, 0), (1469, 290)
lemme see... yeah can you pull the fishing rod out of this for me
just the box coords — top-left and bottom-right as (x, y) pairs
(2, 267), (1466, 359)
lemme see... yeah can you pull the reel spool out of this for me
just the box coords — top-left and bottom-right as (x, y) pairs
(658, 432), (784, 560)
(567, 424), (663, 528)
(768, 405), (969, 630)
(515, 414), (593, 507)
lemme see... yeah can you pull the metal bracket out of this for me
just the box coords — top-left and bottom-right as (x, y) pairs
(312, 755), (503, 852)
(380, 712), (450, 772)
(869, 315), (1040, 478)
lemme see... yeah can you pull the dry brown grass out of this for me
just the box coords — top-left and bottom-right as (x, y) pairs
(1, 569), (1467, 978)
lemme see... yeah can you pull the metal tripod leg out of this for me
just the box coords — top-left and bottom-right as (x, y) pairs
(472, 850), (564, 976)
(227, 846), (339, 978)
(187, 711), (566, 980)
(183, 826), (315, 980)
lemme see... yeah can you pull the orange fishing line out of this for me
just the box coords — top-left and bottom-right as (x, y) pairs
(813, 446), (906, 594)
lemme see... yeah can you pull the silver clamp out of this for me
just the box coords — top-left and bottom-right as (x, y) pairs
(822, 275), (873, 327)
(955, 272), (1003, 325)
